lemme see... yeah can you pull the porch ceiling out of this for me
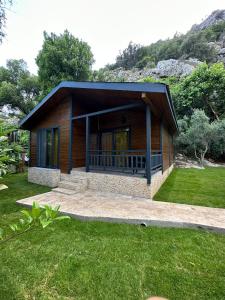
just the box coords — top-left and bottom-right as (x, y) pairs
(19, 81), (178, 132)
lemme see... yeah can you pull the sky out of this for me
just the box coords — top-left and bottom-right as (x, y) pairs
(0, 0), (225, 74)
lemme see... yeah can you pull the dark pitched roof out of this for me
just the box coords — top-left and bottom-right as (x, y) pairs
(19, 81), (178, 130)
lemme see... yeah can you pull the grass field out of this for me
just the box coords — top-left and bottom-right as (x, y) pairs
(154, 167), (225, 208)
(0, 173), (225, 300)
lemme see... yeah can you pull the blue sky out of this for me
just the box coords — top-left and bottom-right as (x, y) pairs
(0, 0), (225, 74)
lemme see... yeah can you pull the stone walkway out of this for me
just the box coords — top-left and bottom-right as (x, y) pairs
(17, 190), (225, 233)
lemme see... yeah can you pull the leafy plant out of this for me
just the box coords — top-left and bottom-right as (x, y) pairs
(0, 201), (70, 245)
(0, 119), (29, 176)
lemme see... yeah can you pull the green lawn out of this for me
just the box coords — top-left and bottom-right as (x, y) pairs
(154, 167), (225, 208)
(0, 173), (225, 300)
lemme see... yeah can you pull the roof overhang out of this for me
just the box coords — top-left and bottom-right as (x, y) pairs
(19, 81), (178, 132)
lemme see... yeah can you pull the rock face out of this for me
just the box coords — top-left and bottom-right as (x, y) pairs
(153, 59), (201, 77)
(96, 59), (202, 82)
(192, 10), (225, 31)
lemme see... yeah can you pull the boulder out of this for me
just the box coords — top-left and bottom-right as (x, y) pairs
(154, 59), (201, 77)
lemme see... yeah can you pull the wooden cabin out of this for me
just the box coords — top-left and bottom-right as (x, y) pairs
(20, 82), (178, 198)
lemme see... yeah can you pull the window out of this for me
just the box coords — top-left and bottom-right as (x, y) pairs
(37, 127), (59, 168)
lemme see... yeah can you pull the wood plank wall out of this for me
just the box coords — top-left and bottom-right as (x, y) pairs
(72, 105), (165, 169)
(30, 97), (71, 173)
(30, 98), (174, 174)
(162, 124), (174, 172)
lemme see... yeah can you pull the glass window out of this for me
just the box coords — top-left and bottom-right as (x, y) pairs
(37, 127), (59, 168)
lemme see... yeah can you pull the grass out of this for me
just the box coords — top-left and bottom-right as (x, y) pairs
(0, 173), (225, 300)
(154, 167), (225, 208)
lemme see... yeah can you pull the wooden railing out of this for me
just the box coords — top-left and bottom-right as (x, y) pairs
(89, 150), (162, 174)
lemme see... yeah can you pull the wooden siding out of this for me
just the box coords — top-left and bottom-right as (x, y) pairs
(30, 96), (71, 173)
(30, 97), (174, 174)
(162, 124), (174, 172)
(72, 104), (163, 168)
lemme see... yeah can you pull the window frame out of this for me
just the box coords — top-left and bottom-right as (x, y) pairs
(36, 126), (60, 169)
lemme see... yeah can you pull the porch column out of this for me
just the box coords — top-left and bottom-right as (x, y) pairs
(86, 116), (90, 172)
(160, 119), (163, 173)
(146, 104), (151, 185)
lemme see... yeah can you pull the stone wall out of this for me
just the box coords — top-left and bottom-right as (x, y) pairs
(28, 165), (173, 198)
(71, 165), (174, 199)
(150, 164), (174, 198)
(71, 170), (151, 198)
(28, 167), (61, 188)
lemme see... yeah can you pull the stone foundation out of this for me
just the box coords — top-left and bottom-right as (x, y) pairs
(150, 164), (174, 197)
(28, 165), (173, 198)
(28, 167), (61, 187)
(71, 165), (174, 199)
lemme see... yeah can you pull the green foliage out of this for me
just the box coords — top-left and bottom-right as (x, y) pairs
(180, 32), (217, 62)
(36, 30), (94, 92)
(0, 59), (40, 115)
(0, 0), (12, 43)
(176, 109), (225, 162)
(172, 62), (225, 120)
(109, 21), (225, 70)
(210, 119), (225, 159)
(0, 119), (29, 176)
(135, 56), (155, 69)
(113, 42), (143, 69)
(0, 201), (70, 244)
(176, 110), (213, 165)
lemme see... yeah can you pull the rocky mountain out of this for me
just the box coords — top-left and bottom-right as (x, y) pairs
(96, 59), (201, 82)
(95, 10), (225, 82)
(191, 10), (225, 31)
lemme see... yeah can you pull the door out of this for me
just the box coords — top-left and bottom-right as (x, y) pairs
(114, 128), (129, 168)
(101, 132), (113, 167)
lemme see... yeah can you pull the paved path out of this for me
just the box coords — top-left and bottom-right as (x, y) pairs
(17, 190), (225, 233)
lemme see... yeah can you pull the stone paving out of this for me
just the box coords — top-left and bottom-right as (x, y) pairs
(17, 190), (225, 233)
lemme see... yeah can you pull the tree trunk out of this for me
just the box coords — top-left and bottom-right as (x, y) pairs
(200, 145), (208, 167)
(203, 96), (220, 121)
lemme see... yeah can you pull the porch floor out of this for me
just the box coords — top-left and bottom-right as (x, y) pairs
(17, 190), (225, 233)
(72, 167), (160, 178)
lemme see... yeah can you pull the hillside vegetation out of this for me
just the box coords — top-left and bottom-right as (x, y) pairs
(107, 19), (225, 70)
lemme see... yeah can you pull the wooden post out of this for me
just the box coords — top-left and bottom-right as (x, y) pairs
(146, 104), (151, 185)
(160, 119), (163, 173)
(86, 116), (90, 172)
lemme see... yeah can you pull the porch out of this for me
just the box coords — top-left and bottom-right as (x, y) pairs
(69, 88), (168, 184)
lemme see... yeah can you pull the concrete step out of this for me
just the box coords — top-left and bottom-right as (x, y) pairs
(52, 187), (77, 195)
(61, 173), (87, 183)
(58, 180), (86, 192)
(70, 170), (87, 178)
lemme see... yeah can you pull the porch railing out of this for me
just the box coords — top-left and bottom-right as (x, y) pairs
(89, 150), (162, 174)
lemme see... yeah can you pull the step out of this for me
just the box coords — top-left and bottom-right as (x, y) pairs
(58, 180), (87, 192)
(61, 173), (87, 183)
(52, 187), (77, 195)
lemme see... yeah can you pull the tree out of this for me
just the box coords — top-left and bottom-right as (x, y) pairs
(0, 0), (12, 44)
(36, 30), (94, 92)
(114, 42), (143, 69)
(172, 63), (225, 121)
(176, 110), (213, 166)
(0, 59), (40, 115)
(210, 119), (225, 159)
